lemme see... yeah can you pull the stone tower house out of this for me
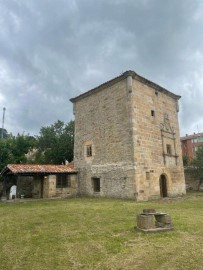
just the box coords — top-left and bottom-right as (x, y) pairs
(70, 71), (186, 201)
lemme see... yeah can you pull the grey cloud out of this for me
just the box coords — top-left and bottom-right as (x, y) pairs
(0, 0), (202, 136)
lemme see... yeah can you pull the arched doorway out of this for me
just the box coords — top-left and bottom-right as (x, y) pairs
(159, 174), (168, 198)
(9, 185), (17, 199)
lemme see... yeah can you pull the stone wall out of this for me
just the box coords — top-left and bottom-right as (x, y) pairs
(17, 176), (33, 198)
(130, 77), (186, 200)
(74, 79), (136, 198)
(73, 74), (186, 200)
(57, 173), (78, 197)
(32, 174), (78, 198)
(2, 173), (78, 199)
(184, 168), (203, 190)
(32, 175), (55, 199)
(32, 176), (42, 198)
(51, 174), (78, 198)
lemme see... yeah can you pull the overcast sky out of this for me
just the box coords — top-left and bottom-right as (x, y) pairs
(0, 0), (203, 136)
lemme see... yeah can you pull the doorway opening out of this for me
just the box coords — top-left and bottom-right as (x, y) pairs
(9, 185), (17, 199)
(160, 174), (168, 198)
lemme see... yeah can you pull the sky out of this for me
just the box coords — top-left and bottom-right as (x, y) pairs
(0, 0), (203, 137)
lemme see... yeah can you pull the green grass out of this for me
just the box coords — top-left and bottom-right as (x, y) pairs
(0, 193), (203, 270)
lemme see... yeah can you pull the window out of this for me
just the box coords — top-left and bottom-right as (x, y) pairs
(86, 145), (92, 157)
(92, 177), (100, 192)
(166, 144), (172, 155)
(151, 110), (155, 117)
(56, 174), (70, 188)
(194, 136), (203, 143)
(146, 172), (150, 180)
(199, 136), (203, 142)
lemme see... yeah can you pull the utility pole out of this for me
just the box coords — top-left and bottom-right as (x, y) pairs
(1, 107), (6, 139)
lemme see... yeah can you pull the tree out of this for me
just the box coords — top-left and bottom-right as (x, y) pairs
(0, 120), (74, 171)
(183, 155), (190, 167)
(34, 120), (74, 164)
(0, 134), (36, 171)
(0, 128), (8, 139)
(0, 136), (12, 171)
(192, 146), (203, 190)
(11, 134), (36, 164)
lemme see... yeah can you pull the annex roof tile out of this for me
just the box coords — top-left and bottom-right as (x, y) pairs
(1, 164), (76, 176)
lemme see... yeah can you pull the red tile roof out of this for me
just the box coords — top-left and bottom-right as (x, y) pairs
(1, 164), (76, 175)
(67, 161), (74, 170)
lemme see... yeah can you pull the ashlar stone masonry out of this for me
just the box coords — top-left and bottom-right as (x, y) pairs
(70, 70), (186, 201)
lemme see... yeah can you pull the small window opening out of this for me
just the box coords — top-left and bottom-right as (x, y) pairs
(92, 177), (100, 192)
(166, 144), (172, 155)
(146, 172), (150, 180)
(151, 110), (155, 116)
(56, 174), (70, 188)
(86, 145), (92, 157)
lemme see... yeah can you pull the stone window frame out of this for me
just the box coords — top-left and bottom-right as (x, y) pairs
(166, 144), (172, 155)
(84, 141), (94, 159)
(92, 177), (100, 192)
(86, 145), (92, 157)
(56, 174), (71, 188)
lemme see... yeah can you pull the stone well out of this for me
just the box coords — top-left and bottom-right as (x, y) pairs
(136, 209), (173, 233)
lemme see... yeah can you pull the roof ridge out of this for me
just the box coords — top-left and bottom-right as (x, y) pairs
(70, 70), (180, 103)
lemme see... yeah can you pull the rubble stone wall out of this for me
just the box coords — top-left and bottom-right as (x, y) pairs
(74, 79), (136, 198)
(184, 168), (203, 190)
(73, 75), (186, 200)
(17, 176), (33, 198)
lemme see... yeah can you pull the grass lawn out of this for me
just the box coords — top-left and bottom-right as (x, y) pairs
(0, 193), (203, 270)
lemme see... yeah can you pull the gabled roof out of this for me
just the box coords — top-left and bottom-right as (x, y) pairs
(1, 164), (76, 176)
(70, 70), (181, 103)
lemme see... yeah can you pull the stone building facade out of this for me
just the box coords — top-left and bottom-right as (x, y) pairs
(184, 167), (203, 191)
(32, 174), (77, 199)
(70, 70), (186, 201)
(1, 164), (77, 199)
(181, 132), (203, 161)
